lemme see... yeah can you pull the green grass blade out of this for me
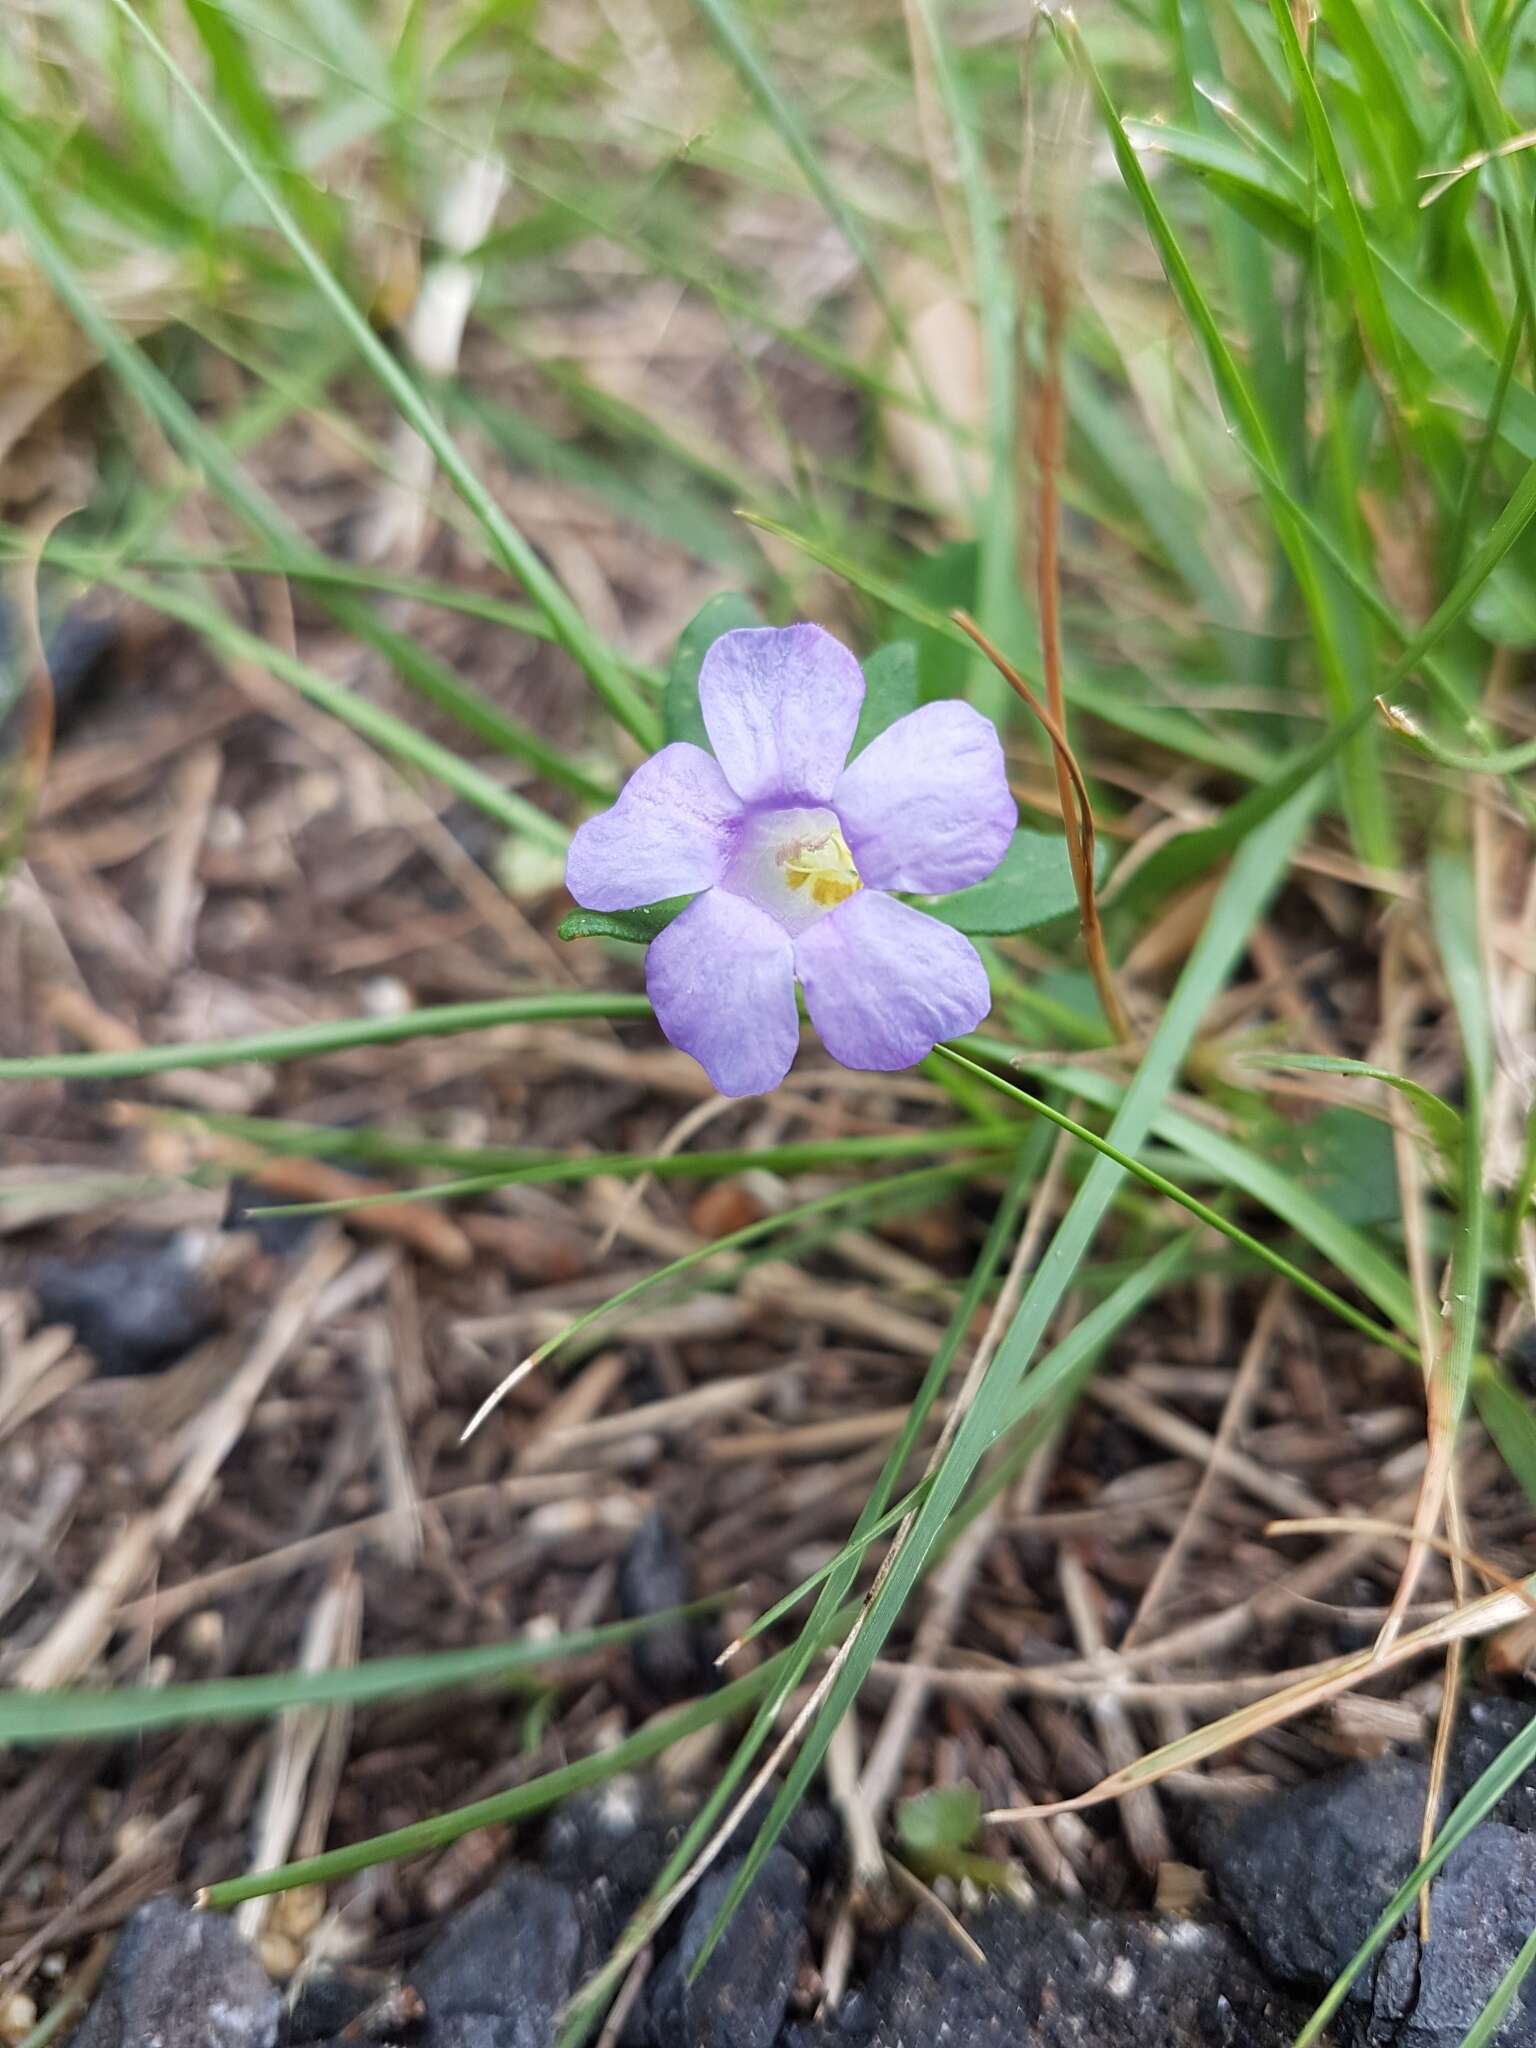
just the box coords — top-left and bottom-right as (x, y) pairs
(199, 1645), (812, 1909)
(183, 0), (337, 249)
(699, 775), (1323, 1971)
(0, 155), (615, 809)
(462, 1163), (994, 1427)
(905, 0), (1015, 717)
(1296, 1713), (1536, 2043)
(70, 559), (568, 849)
(1455, 1926), (1536, 2048)
(1472, 1358), (1536, 1505)
(1265, 0), (1409, 403)
(0, 995), (649, 1082)
(0, 1608), (716, 1745)
(1065, 14), (1393, 865)
(994, 1055), (1420, 1334)
(1428, 845), (1493, 1428)
(686, 0), (958, 499)
(552, 1139), (1051, 2044)
(1241, 1053), (1462, 1162)
(941, 1053), (1417, 1353)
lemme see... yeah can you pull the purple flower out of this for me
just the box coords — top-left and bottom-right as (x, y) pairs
(566, 624), (1016, 1095)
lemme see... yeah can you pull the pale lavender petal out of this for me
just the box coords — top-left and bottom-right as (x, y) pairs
(833, 700), (1014, 893)
(647, 887), (799, 1096)
(794, 891), (990, 1071)
(566, 743), (743, 911)
(699, 625), (865, 805)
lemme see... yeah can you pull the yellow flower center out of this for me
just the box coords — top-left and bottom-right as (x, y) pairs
(781, 825), (862, 909)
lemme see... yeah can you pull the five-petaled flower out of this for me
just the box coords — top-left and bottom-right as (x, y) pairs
(566, 624), (1016, 1095)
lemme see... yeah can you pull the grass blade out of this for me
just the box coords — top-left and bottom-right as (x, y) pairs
(0, 995), (649, 1082)
(0, 1608), (716, 1745)
(697, 774), (1323, 1973)
(1296, 1713), (1536, 2043)
(106, 0), (659, 746)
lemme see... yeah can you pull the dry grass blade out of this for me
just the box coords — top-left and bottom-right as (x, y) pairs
(987, 1570), (1536, 1824)
(952, 610), (1131, 1038)
(1266, 1516), (1535, 1607)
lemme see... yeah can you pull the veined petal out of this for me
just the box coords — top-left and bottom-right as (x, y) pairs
(833, 700), (1014, 894)
(566, 743), (743, 911)
(794, 891), (990, 1071)
(647, 888), (800, 1096)
(699, 625), (864, 805)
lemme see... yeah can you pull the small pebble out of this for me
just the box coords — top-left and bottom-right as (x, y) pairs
(182, 1610), (225, 1660)
(32, 1232), (219, 1377)
(258, 1931), (301, 1980)
(0, 1992), (37, 2045)
(69, 1898), (278, 2048)
(112, 1816), (157, 1861)
(618, 1509), (714, 1702)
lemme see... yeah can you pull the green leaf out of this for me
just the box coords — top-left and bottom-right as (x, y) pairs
(897, 1783), (981, 1855)
(925, 829), (1098, 936)
(665, 592), (761, 748)
(1472, 1358), (1536, 1505)
(559, 897), (692, 945)
(850, 641), (919, 756)
(1242, 1053), (1463, 1166)
(908, 542), (979, 697)
(1265, 1107), (1402, 1228)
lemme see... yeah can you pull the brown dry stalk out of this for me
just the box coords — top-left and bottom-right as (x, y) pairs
(1, 512), (72, 870)
(952, 610), (1132, 1039)
(986, 1566), (1536, 1824)
(1267, 1516), (1534, 1609)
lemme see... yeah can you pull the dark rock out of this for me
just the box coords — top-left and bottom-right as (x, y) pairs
(1204, 1758), (1536, 2047)
(645, 1849), (807, 2048)
(282, 1967), (381, 2043)
(1202, 1758), (1429, 1986)
(829, 1903), (1300, 2047)
(1333, 1825), (1536, 2048)
(413, 1866), (582, 2048)
(0, 590), (117, 742)
(543, 1779), (680, 1969)
(723, 1793), (841, 1890)
(1504, 1324), (1536, 1397)
(779, 1801), (842, 1889)
(1446, 1694), (1536, 1835)
(33, 1231), (219, 1376)
(71, 1896), (278, 2048)
(618, 1511), (713, 1703)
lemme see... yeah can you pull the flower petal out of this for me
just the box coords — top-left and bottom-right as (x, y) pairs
(833, 700), (1015, 893)
(566, 743), (743, 911)
(699, 625), (865, 805)
(647, 888), (800, 1096)
(794, 891), (990, 1070)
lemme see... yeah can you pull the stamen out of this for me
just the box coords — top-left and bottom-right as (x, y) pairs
(781, 827), (862, 909)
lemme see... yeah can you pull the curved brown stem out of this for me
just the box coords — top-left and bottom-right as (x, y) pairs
(952, 609), (1132, 1041)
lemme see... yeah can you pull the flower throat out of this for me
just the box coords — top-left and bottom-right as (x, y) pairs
(781, 824), (861, 909)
